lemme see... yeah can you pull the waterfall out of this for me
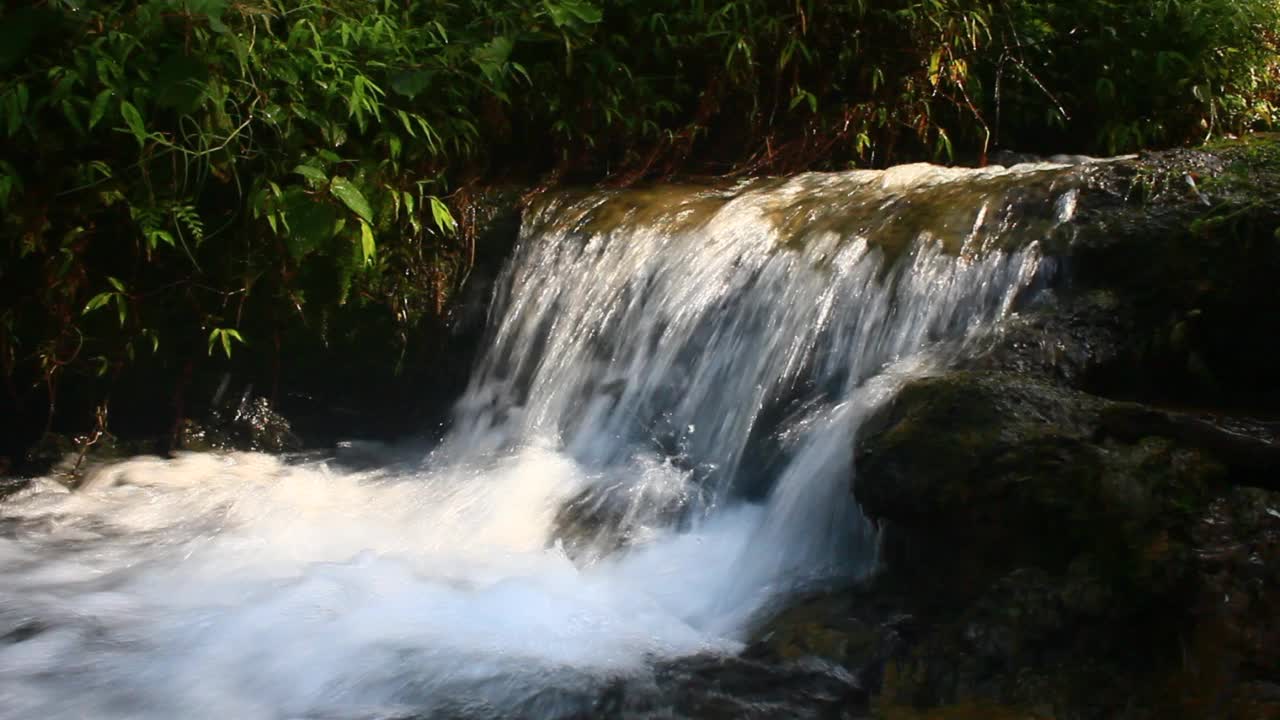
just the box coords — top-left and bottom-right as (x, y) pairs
(0, 162), (1082, 719)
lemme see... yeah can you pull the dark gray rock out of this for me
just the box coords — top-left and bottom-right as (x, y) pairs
(178, 389), (300, 454)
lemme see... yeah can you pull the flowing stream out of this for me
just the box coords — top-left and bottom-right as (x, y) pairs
(0, 163), (1086, 719)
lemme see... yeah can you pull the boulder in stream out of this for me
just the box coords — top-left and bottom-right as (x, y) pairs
(755, 136), (1280, 720)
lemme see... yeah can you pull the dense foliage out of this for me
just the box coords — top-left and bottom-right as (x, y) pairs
(2, 0), (1278, 459)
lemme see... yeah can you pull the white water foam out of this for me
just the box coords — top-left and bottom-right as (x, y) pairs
(0, 162), (1081, 719)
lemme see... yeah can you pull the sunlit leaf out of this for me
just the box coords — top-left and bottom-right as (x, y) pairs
(429, 197), (457, 234)
(358, 219), (376, 266)
(207, 327), (245, 358)
(359, 220), (376, 265)
(329, 177), (373, 223)
(82, 292), (113, 315)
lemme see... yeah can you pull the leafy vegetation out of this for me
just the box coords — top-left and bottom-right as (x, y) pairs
(1, 0), (1278, 458)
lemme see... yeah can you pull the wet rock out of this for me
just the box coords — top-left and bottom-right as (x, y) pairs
(551, 478), (703, 563)
(1060, 139), (1280, 410)
(961, 290), (1133, 387)
(174, 418), (232, 453)
(805, 367), (1277, 718)
(747, 363), (1275, 716)
(961, 139), (1280, 413)
(22, 432), (77, 476)
(15, 430), (158, 485)
(743, 139), (1280, 720)
(855, 372), (1235, 591)
(0, 472), (25, 499)
(638, 653), (868, 720)
(221, 395), (301, 453)
(177, 388), (301, 454)
(746, 588), (918, 696)
(1172, 487), (1280, 719)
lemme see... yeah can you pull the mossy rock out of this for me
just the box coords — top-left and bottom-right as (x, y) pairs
(835, 367), (1278, 718)
(1060, 137), (1280, 410)
(855, 372), (1224, 583)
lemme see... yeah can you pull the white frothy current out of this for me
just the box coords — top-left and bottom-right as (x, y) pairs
(0, 162), (1083, 719)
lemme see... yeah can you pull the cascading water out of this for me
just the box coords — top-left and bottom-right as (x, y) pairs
(0, 162), (1085, 719)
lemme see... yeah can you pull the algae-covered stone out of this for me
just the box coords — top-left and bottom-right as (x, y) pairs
(855, 372), (1227, 582)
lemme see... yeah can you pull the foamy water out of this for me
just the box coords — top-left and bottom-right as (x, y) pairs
(1, 448), (753, 718)
(0, 162), (1084, 719)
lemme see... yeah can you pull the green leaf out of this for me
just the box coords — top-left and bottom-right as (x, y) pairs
(207, 327), (245, 358)
(82, 292), (114, 315)
(359, 220), (376, 265)
(281, 189), (339, 259)
(330, 177), (373, 223)
(396, 109), (417, 137)
(473, 37), (515, 83)
(119, 101), (146, 145)
(106, 276), (126, 292)
(60, 100), (84, 135)
(89, 89), (112, 130)
(293, 164), (328, 184)
(544, 0), (602, 27)
(146, 229), (176, 248)
(429, 196), (457, 234)
(403, 191), (420, 233)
